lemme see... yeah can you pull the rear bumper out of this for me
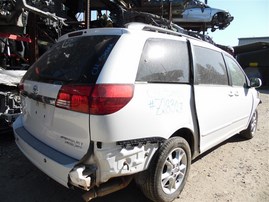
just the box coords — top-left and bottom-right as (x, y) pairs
(13, 116), (78, 187)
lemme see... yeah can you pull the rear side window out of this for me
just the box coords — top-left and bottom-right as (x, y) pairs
(136, 38), (190, 83)
(23, 35), (119, 84)
(193, 46), (228, 85)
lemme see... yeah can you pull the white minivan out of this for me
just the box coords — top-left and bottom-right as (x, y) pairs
(13, 23), (261, 202)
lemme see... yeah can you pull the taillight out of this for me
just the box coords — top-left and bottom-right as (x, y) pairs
(56, 85), (93, 113)
(55, 84), (134, 115)
(90, 84), (134, 115)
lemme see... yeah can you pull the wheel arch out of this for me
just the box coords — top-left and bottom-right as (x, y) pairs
(212, 11), (228, 24)
(170, 128), (200, 159)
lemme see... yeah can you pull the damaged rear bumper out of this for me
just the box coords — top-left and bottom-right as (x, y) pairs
(13, 116), (160, 200)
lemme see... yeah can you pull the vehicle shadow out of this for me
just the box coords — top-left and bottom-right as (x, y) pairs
(91, 181), (151, 202)
(258, 87), (269, 94)
(0, 131), (14, 140)
(192, 133), (248, 164)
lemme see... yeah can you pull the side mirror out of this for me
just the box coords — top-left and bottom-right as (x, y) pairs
(249, 78), (262, 88)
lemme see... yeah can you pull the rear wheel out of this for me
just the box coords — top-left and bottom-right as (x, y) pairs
(136, 137), (191, 202)
(240, 110), (258, 139)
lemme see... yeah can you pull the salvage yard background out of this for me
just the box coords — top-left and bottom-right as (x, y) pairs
(0, 89), (268, 202)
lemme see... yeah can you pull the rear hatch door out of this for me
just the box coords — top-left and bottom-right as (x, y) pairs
(20, 34), (120, 159)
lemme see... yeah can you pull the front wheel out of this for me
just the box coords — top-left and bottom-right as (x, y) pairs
(240, 110), (258, 139)
(136, 137), (191, 202)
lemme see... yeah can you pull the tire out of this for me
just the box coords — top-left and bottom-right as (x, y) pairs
(136, 137), (191, 202)
(240, 110), (258, 139)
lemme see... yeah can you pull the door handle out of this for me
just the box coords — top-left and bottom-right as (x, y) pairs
(234, 91), (239, 96)
(228, 91), (234, 97)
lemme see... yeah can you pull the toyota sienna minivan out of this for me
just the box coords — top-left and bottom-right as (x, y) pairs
(13, 23), (261, 202)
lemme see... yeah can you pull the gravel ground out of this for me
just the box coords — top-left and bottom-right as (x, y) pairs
(0, 89), (268, 202)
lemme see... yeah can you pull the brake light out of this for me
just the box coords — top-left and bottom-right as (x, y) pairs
(90, 84), (134, 115)
(56, 85), (93, 113)
(56, 84), (134, 115)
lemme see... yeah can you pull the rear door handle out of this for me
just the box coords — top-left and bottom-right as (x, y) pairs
(228, 91), (234, 97)
(234, 91), (239, 96)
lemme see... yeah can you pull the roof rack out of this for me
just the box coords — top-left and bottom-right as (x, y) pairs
(125, 22), (186, 38)
(125, 22), (212, 44)
(125, 22), (219, 46)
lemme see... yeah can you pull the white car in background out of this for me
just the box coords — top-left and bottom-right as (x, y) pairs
(0, 68), (26, 134)
(173, 0), (234, 31)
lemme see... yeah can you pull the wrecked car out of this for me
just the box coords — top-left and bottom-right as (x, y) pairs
(0, 68), (25, 133)
(172, 0), (234, 31)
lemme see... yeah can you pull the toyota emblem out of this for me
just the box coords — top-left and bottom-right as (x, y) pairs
(33, 85), (38, 95)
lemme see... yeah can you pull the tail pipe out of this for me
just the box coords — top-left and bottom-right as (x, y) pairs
(82, 176), (133, 201)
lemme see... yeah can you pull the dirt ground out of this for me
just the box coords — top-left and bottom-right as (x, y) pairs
(0, 90), (268, 202)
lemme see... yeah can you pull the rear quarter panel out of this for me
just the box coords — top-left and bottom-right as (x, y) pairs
(90, 84), (195, 142)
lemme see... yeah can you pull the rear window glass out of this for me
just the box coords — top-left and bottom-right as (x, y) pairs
(23, 35), (119, 84)
(136, 38), (190, 83)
